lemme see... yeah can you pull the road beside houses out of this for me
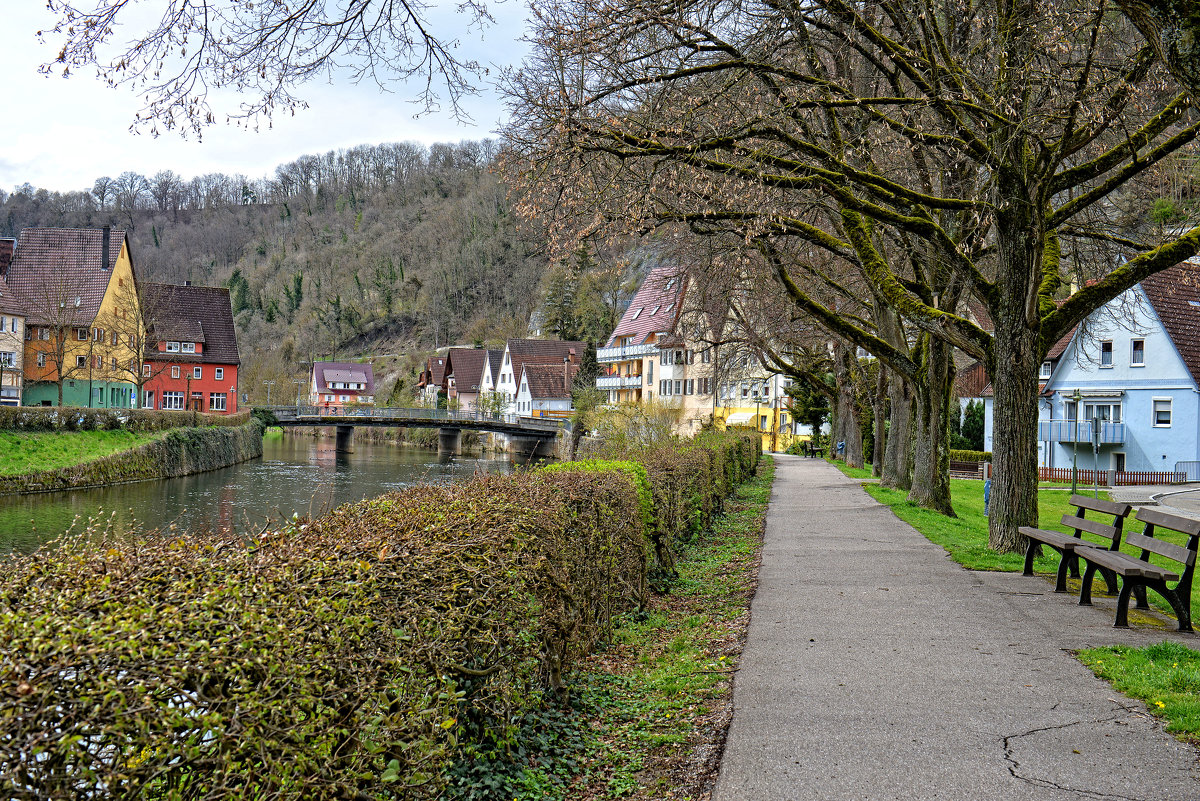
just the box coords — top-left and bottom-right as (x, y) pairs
(715, 455), (1200, 800)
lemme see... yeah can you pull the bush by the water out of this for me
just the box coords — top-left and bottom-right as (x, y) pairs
(0, 405), (250, 432)
(0, 430), (759, 799)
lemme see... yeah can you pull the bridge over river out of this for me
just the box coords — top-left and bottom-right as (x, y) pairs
(260, 406), (567, 456)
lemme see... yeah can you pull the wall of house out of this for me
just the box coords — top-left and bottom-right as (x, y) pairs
(1041, 287), (1198, 473)
(0, 313), (23, 406)
(144, 360), (239, 413)
(23, 378), (134, 408)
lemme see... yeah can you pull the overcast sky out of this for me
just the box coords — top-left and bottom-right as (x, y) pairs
(0, 4), (528, 194)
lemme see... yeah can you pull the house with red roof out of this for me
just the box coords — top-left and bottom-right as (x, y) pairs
(515, 361), (579, 417)
(310, 361), (375, 410)
(8, 227), (140, 408)
(0, 240), (26, 407)
(494, 339), (584, 415)
(416, 355), (448, 405)
(962, 261), (1200, 477)
(139, 283), (241, 413)
(442, 346), (490, 410)
(596, 265), (685, 405)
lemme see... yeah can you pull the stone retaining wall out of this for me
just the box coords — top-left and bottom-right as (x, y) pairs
(0, 421), (265, 495)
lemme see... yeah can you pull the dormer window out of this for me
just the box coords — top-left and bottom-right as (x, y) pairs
(166, 341), (180, 352)
(632, 307), (644, 320)
(182, 342), (196, 353)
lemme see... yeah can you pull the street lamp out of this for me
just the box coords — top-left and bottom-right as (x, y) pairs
(752, 389), (763, 449)
(1071, 387), (1082, 494)
(263, 380), (275, 405)
(293, 379), (304, 408)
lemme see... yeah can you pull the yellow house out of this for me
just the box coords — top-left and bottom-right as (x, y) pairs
(8, 227), (141, 407)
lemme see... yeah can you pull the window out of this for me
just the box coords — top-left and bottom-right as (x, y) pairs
(0, 317), (5, 332)
(741, 382), (749, 398)
(111, 331), (118, 346)
(701, 348), (711, 364)
(166, 341), (180, 352)
(651, 305), (660, 315)
(631, 307), (644, 320)
(40, 328), (49, 341)
(76, 355), (87, 368)
(142, 364), (150, 377)
(1084, 402), (1121, 423)
(171, 366), (180, 378)
(76, 328), (88, 341)
(209, 393), (226, 411)
(162, 391), (185, 410)
(1100, 341), (1113, 367)
(182, 342), (196, 353)
(110, 357), (118, 370)
(93, 355), (102, 369)
(1131, 339), (1145, 366)
(661, 350), (671, 365)
(93, 328), (103, 342)
(0, 352), (13, 367)
(37, 352), (46, 368)
(1154, 398), (1172, 427)
(674, 379), (682, 395)
(685, 379), (694, 395)
(660, 379), (668, 395)
(1039, 361), (1052, 379)
(215, 368), (224, 381)
(193, 367), (202, 380)
(143, 390), (154, 409)
(24, 326), (31, 341)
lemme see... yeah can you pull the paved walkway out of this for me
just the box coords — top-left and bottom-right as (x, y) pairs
(714, 455), (1200, 801)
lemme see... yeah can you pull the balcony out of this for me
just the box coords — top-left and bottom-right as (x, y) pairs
(597, 343), (658, 362)
(596, 374), (646, 390)
(1038, 419), (1126, 444)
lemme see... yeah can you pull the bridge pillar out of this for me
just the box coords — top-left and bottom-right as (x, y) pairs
(438, 427), (462, 455)
(335, 425), (355, 454)
(508, 435), (556, 462)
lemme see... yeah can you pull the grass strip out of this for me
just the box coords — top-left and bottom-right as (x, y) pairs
(0, 429), (169, 476)
(1078, 640), (1200, 742)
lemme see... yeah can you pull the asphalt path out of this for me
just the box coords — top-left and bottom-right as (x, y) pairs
(714, 455), (1200, 801)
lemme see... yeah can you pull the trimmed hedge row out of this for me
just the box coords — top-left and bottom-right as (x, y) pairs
(0, 420), (265, 495)
(949, 449), (991, 462)
(0, 405), (251, 432)
(0, 430), (760, 799)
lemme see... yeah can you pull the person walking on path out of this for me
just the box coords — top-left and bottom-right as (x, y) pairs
(715, 454), (1200, 800)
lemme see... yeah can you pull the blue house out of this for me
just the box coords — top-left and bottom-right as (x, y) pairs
(1038, 261), (1200, 477)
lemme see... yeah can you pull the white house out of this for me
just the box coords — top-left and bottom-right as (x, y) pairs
(514, 361), (578, 417)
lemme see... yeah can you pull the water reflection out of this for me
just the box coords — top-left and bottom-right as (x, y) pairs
(0, 431), (514, 555)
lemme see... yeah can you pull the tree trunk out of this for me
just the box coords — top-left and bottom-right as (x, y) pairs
(907, 336), (955, 515)
(988, 170), (1043, 552)
(872, 366), (887, 478)
(882, 372), (913, 490)
(833, 343), (864, 468)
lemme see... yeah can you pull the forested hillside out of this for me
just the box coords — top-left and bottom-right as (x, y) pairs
(0, 140), (552, 401)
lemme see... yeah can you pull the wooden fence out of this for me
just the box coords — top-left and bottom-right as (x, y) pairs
(947, 462), (1188, 486)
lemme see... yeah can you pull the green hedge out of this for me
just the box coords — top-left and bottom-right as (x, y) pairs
(949, 449), (991, 462)
(0, 406), (251, 432)
(0, 430), (760, 799)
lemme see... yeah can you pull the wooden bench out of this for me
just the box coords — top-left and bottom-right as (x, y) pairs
(803, 442), (825, 458)
(1019, 495), (1133, 595)
(1076, 507), (1200, 632)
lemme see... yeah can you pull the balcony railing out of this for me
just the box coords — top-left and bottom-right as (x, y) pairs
(596, 374), (645, 389)
(1038, 419), (1126, 444)
(597, 343), (658, 362)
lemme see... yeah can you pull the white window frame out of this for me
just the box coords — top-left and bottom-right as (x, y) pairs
(1153, 397), (1172, 428)
(76, 355), (87, 368)
(1131, 339), (1145, 367)
(171, 366), (180, 378)
(215, 368), (224, 381)
(143, 390), (154, 409)
(0, 351), (14, 367)
(76, 328), (88, 341)
(166, 341), (181, 352)
(36, 352), (46, 368)
(1100, 340), (1113, 367)
(193, 367), (202, 380)
(162, 391), (185, 410)
(142, 364), (150, 377)
(182, 342), (196, 353)
(209, 392), (227, 411)
(1039, 361), (1052, 379)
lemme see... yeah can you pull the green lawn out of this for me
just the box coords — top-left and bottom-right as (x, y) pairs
(1079, 641), (1200, 742)
(0, 430), (168, 476)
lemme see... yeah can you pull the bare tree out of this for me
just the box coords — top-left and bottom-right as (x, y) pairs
(21, 266), (94, 407)
(40, 0), (501, 135)
(504, 0), (1200, 550)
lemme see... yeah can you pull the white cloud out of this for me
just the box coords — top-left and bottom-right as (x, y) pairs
(0, 3), (528, 193)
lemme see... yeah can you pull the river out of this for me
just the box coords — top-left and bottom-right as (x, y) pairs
(0, 429), (515, 556)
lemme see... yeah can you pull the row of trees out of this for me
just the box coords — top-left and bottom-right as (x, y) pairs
(502, 0), (1200, 551)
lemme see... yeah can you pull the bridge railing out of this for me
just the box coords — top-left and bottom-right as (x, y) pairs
(263, 405), (564, 431)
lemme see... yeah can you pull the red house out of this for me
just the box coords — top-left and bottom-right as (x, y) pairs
(140, 283), (240, 413)
(309, 361), (375, 410)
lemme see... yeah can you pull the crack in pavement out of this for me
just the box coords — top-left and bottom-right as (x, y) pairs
(1001, 707), (1154, 800)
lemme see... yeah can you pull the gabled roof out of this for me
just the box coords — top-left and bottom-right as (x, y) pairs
(1141, 261), (1200, 386)
(1045, 326), (1077, 360)
(312, 361), (375, 394)
(0, 275), (29, 316)
(606, 265), (685, 347)
(444, 347), (488, 392)
(6, 227), (128, 326)
(505, 339), (584, 389)
(955, 361), (991, 399)
(521, 362), (579, 401)
(485, 349), (503, 385)
(142, 283), (240, 365)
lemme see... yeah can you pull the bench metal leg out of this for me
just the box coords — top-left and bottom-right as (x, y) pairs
(1133, 583), (1150, 609)
(1079, 562), (1099, 606)
(1114, 580), (1134, 627)
(1023, 541), (1040, 577)
(1100, 566), (1119, 596)
(1054, 550), (1073, 593)
(1148, 580), (1193, 633)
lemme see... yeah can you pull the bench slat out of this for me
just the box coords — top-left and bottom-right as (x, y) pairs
(1078, 548), (1181, 582)
(1020, 527), (1102, 550)
(1059, 514), (1119, 541)
(1136, 507), (1200, 537)
(1124, 532), (1196, 566)
(1069, 494), (1133, 517)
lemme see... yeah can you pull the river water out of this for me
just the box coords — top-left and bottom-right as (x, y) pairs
(0, 430), (515, 556)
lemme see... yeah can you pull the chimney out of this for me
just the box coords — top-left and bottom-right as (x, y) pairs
(0, 238), (14, 279)
(101, 225), (111, 271)
(564, 355), (570, 395)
